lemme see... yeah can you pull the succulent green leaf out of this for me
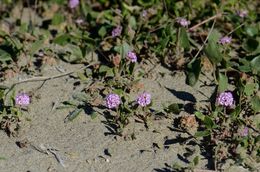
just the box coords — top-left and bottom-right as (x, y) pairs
(204, 40), (222, 64)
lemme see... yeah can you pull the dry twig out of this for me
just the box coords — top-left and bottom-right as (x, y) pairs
(188, 13), (222, 32)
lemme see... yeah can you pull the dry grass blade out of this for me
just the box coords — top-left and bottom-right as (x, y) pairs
(48, 149), (66, 167)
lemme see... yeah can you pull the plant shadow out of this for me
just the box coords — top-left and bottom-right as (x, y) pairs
(165, 87), (197, 103)
(101, 110), (121, 136)
(163, 126), (215, 171)
(154, 163), (174, 172)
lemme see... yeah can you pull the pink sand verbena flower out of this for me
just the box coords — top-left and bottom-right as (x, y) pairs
(177, 17), (190, 27)
(237, 10), (248, 18)
(137, 92), (151, 107)
(69, 0), (79, 9)
(219, 36), (232, 45)
(75, 18), (84, 24)
(127, 51), (137, 63)
(142, 10), (147, 17)
(15, 93), (30, 106)
(115, 9), (121, 15)
(217, 92), (234, 107)
(240, 127), (249, 137)
(106, 93), (121, 109)
(112, 26), (122, 37)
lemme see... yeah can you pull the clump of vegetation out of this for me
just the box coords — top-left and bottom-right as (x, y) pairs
(0, 0), (259, 171)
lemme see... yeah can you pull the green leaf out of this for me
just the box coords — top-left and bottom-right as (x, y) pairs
(243, 38), (259, 52)
(114, 42), (131, 59)
(161, 35), (170, 48)
(250, 55), (260, 75)
(99, 65), (114, 77)
(186, 58), (201, 86)
(53, 34), (71, 45)
(0, 156), (6, 160)
(80, 0), (89, 17)
(172, 163), (183, 171)
(179, 28), (190, 50)
(195, 111), (205, 121)
(238, 58), (251, 72)
(29, 39), (44, 55)
(251, 96), (260, 112)
(72, 92), (89, 102)
(0, 29), (7, 37)
(99, 65), (111, 73)
(7, 36), (23, 50)
(90, 112), (98, 119)
(60, 44), (83, 63)
(52, 13), (64, 25)
(65, 108), (83, 122)
(194, 130), (210, 138)
(231, 106), (241, 119)
(113, 89), (124, 96)
(137, 0), (155, 7)
(193, 156), (200, 166)
(122, 43), (131, 56)
(218, 73), (228, 92)
(129, 16), (137, 30)
(0, 49), (12, 62)
(128, 62), (135, 75)
(244, 83), (257, 96)
(0, 90), (5, 99)
(98, 26), (107, 38)
(165, 103), (183, 114)
(204, 116), (215, 129)
(208, 29), (221, 43)
(245, 26), (258, 37)
(204, 40), (223, 64)
(106, 68), (114, 77)
(77, 72), (88, 82)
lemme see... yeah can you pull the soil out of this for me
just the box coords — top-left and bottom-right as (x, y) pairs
(0, 61), (248, 172)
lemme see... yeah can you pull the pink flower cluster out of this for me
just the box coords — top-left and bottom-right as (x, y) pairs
(15, 93), (30, 106)
(240, 127), (249, 137)
(105, 92), (151, 109)
(176, 17), (190, 27)
(237, 10), (248, 18)
(217, 92), (234, 107)
(126, 51), (137, 63)
(142, 10), (147, 17)
(219, 36), (232, 45)
(136, 92), (151, 107)
(105, 93), (121, 109)
(69, 0), (79, 9)
(112, 26), (122, 37)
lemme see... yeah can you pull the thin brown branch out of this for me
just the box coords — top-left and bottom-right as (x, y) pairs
(4, 63), (95, 96)
(193, 19), (217, 60)
(188, 13), (222, 32)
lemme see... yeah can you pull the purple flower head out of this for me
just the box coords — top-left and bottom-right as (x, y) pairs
(176, 17), (190, 27)
(106, 93), (121, 109)
(137, 92), (151, 107)
(126, 51), (137, 63)
(112, 26), (122, 38)
(75, 18), (84, 24)
(240, 127), (249, 137)
(115, 9), (122, 15)
(219, 36), (232, 45)
(15, 93), (30, 106)
(69, 0), (79, 9)
(142, 10), (148, 17)
(217, 92), (234, 107)
(237, 10), (248, 18)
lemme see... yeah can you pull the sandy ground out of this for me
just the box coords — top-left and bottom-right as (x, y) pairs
(0, 61), (241, 172)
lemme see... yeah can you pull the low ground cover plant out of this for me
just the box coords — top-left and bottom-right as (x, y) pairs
(0, 0), (259, 171)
